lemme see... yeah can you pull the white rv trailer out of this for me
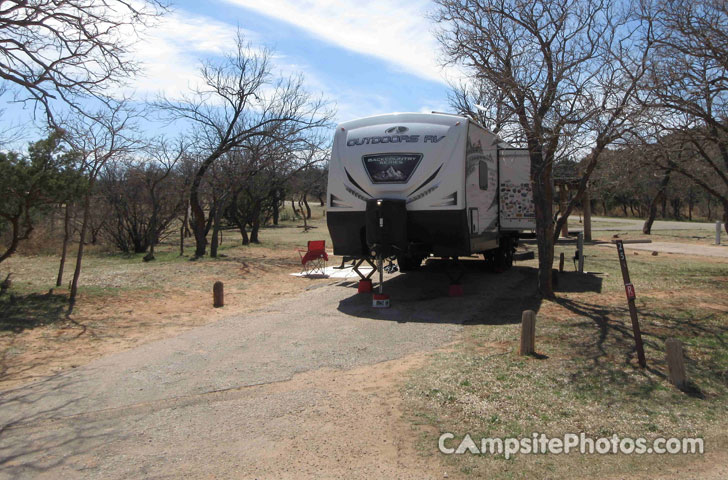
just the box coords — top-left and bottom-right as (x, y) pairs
(326, 112), (535, 271)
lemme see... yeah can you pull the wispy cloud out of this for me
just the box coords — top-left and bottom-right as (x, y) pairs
(223, 0), (449, 85)
(131, 12), (245, 98)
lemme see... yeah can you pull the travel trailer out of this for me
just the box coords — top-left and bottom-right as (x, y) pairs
(326, 112), (535, 272)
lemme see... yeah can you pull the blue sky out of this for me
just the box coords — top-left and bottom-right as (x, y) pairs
(3, 0), (459, 146)
(147, 0), (454, 121)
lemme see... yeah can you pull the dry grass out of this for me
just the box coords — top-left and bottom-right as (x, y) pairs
(404, 243), (728, 479)
(0, 205), (334, 389)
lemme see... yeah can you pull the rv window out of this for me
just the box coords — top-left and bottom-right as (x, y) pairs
(479, 161), (488, 190)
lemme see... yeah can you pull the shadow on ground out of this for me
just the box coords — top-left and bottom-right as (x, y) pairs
(0, 293), (68, 333)
(336, 258), (543, 325)
(555, 297), (727, 399)
(554, 271), (603, 293)
(0, 373), (115, 477)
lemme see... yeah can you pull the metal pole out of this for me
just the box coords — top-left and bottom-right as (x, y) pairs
(615, 240), (647, 368)
(583, 187), (592, 242)
(716, 221), (722, 245)
(378, 256), (384, 294)
(577, 232), (584, 273)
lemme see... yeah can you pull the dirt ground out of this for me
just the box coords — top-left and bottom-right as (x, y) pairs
(1, 212), (727, 479)
(0, 239), (332, 390)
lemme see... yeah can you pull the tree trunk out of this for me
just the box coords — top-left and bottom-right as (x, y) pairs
(56, 203), (72, 287)
(303, 193), (311, 219)
(723, 201), (728, 235)
(621, 203), (628, 216)
(144, 197), (158, 262)
(237, 222), (249, 245)
(602, 200), (608, 215)
(558, 186), (568, 237)
(706, 197), (712, 221)
(69, 192), (92, 307)
(531, 151), (554, 298)
(0, 217), (23, 264)
(291, 199), (299, 218)
(272, 189), (280, 226)
(250, 219), (260, 243)
(210, 203), (222, 258)
(250, 202), (261, 244)
(643, 191), (665, 234)
(190, 204), (207, 258)
(582, 189), (592, 242)
(144, 236), (156, 261)
(302, 196), (309, 232)
(318, 193), (324, 207)
(189, 154), (221, 258)
(671, 199), (681, 220)
(180, 203), (188, 256)
(661, 196), (667, 219)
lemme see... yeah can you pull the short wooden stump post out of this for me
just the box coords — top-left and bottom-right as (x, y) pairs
(665, 338), (687, 390)
(213, 281), (224, 308)
(559, 252), (565, 272)
(520, 310), (536, 356)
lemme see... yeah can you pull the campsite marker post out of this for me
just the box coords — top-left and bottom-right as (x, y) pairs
(614, 240), (646, 368)
(717, 221), (722, 245)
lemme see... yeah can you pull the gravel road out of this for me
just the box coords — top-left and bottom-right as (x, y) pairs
(0, 262), (530, 479)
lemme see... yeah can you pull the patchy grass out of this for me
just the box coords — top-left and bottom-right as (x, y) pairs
(0, 293), (68, 333)
(405, 244), (728, 479)
(0, 205), (334, 389)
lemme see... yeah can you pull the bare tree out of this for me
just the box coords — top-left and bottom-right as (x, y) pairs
(99, 140), (184, 258)
(0, 0), (166, 123)
(434, 0), (653, 297)
(157, 32), (334, 258)
(638, 0), (728, 233)
(61, 100), (142, 307)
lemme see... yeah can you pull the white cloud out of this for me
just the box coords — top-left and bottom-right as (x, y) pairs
(130, 12), (244, 98)
(223, 0), (450, 85)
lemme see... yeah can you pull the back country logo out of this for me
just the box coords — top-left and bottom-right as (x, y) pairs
(385, 126), (409, 134)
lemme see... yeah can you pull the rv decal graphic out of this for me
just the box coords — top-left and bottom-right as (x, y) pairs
(347, 134), (445, 146)
(500, 180), (535, 220)
(385, 126), (409, 134)
(362, 153), (422, 184)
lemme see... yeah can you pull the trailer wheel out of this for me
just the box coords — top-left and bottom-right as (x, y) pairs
(397, 255), (423, 272)
(490, 237), (514, 272)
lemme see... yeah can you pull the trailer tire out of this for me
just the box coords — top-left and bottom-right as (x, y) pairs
(397, 255), (423, 272)
(493, 237), (514, 272)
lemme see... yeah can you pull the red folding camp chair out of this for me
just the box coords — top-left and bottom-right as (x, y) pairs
(298, 240), (329, 276)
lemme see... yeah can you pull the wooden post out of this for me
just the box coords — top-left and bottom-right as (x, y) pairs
(213, 281), (224, 308)
(717, 221), (722, 245)
(559, 185), (569, 238)
(519, 310), (536, 355)
(582, 187), (592, 242)
(559, 252), (565, 272)
(665, 338), (687, 390)
(615, 240), (647, 368)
